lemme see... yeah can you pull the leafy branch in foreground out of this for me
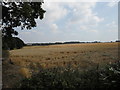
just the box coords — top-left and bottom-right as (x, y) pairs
(2, 2), (46, 37)
(2, 2), (46, 50)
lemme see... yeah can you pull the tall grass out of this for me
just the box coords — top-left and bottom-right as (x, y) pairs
(17, 61), (120, 89)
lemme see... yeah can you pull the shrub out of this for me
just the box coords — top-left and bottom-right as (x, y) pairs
(99, 61), (120, 88)
(2, 36), (25, 50)
(18, 61), (120, 89)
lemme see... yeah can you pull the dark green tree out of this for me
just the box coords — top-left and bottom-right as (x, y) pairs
(2, 2), (46, 37)
(2, 2), (46, 49)
(2, 37), (25, 50)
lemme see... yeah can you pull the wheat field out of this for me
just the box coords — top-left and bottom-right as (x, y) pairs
(8, 42), (118, 77)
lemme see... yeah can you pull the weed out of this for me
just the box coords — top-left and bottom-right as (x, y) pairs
(18, 61), (120, 89)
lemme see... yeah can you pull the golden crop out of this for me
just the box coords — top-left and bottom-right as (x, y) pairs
(9, 42), (118, 77)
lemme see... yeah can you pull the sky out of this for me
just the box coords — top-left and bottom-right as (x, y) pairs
(16, 1), (118, 43)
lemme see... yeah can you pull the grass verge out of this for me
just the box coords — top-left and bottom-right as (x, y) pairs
(16, 61), (120, 89)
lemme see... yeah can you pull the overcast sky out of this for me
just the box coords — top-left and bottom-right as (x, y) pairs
(16, 1), (118, 43)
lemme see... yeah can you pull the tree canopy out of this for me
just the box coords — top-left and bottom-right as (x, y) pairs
(2, 2), (46, 37)
(2, 2), (46, 50)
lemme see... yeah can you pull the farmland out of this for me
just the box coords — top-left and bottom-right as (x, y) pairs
(10, 42), (118, 76)
(3, 42), (119, 88)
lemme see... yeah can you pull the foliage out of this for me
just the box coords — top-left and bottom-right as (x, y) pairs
(100, 61), (120, 88)
(2, 36), (25, 50)
(2, 2), (46, 37)
(18, 61), (120, 89)
(2, 2), (46, 50)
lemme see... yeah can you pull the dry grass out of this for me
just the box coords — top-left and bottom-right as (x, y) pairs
(19, 68), (31, 78)
(9, 42), (118, 75)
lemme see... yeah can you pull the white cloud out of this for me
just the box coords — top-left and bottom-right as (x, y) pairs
(65, 2), (104, 31)
(80, 26), (88, 30)
(106, 21), (117, 27)
(107, 2), (117, 7)
(39, 2), (105, 34)
(50, 24), (59, 33)
(30, 2), (105, 41)
(42, 2), (68, 23)
(106, 21), (118, 32)
(79, 25), (98, 33)
(79, 3), (103, 23)
(38, 2), (69, 34)
(89, 30), (98, 33)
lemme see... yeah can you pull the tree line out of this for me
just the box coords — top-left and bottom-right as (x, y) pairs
(26, 40), (119, 46)
(26, 41), (102, 46)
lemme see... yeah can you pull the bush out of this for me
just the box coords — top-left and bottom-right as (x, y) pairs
(100, 61), (120, 88)
(2, 36), (25, 50)
(18, 61), (120, 89)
